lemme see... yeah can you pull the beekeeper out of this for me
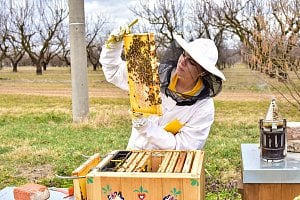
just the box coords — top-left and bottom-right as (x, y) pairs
(100, 29), (226, 150)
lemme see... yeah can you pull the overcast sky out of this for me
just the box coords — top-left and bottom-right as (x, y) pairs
(85, 0), (137, 27)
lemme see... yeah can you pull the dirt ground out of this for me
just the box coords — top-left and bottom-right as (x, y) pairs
(215, 91), (279, 101)
(0, 86), (280, 101)
(0, 87), (128, 98)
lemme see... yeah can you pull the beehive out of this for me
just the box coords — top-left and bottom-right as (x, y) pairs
(72, 153), (101, 200)
(123, 33), (162, 116)
(85, 150), (205, 200)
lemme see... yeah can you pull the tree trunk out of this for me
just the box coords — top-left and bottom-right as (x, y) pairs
(93, 64), (97, 71)
(12, 63), (18, 72)
(42, 61), (47, 71)
(36, 64), (43, 75)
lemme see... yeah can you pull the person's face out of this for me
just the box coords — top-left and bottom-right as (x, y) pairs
(176, 51), (206, 81)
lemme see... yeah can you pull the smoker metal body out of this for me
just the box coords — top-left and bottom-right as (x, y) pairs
(259, 98), (288, 162)
(260, 119), (287, 161)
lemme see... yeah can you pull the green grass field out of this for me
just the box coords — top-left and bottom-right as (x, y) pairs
(0, 64), (299, 199)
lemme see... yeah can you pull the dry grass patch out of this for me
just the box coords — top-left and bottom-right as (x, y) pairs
(5, 139), (59, 162)
(15, 164), (54, 183)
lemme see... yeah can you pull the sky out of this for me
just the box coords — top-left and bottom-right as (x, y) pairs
(85, 0), (138, 27)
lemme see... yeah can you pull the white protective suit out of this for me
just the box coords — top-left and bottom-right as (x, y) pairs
(100, 41), (215, 150)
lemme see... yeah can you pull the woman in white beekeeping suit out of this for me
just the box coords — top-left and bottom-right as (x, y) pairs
(100, 29), (226, 150)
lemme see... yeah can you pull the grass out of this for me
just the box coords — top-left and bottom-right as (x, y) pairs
(0, 64), (299, 199)
(0, 94), (131, 189)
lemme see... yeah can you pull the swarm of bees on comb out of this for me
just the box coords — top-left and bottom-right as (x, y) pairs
(124, 33), (162, 116)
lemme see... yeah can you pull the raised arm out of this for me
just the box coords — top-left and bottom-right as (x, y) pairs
(100, 41), (129, 91)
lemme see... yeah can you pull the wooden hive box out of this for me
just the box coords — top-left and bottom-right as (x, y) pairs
(85, 150), (205, 200)
(72, 153), (101, 200)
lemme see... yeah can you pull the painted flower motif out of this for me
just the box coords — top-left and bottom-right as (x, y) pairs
(133, 186), (148, 200)
(163, 187), (181, 200)
(162, 194), (176, 200)
(102, 185), (125, 200)
(107, 191), (125, 200)
(102, 185), (112, 195)
(190, 178), (199, 186)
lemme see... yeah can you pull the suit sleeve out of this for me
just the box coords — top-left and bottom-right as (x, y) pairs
(99, 41), (129, 91)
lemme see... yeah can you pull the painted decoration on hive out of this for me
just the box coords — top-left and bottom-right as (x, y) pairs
(133, 185), (148, 199)
(163, 187), (181, 200)
(100, 179), (199, 200)
(102, 185), (125, 200)
(190, 178), (199, 186)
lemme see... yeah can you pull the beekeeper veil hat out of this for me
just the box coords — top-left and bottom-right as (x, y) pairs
(159, 34), (225, 103)
(174, 34), (225, 81)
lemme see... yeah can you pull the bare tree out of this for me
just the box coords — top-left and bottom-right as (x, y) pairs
(55, 21), (70, 67)
(4, 35), (26, 72)
(86, 14), (107, 71)
(10, 0), (68, 75)
(130, 0), (186, 48)
(215, 0), (300, 110)
(0, 0), (26, 72)
(42, 44), (61, 70)
(0, 0), (9, 69)
(189, 0), (236, 69)
(129, 0), (233, 69)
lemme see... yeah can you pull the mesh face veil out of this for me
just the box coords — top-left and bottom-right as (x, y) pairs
(159, 40), (223, 106)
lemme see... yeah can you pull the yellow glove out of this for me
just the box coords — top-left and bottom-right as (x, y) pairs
(164, 119), (185, 135)
(105, 19), (138, 48)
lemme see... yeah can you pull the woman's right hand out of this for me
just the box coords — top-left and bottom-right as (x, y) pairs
(105, 19), (138, 48)
(105, 26), (130, 47)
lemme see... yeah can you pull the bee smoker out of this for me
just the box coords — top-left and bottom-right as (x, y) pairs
(260, 99), (287, 162)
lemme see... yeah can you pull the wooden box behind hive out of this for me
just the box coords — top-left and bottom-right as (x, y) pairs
(86, 150), (205, 200)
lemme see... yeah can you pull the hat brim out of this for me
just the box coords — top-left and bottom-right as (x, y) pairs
(174, 35), (226, 81)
